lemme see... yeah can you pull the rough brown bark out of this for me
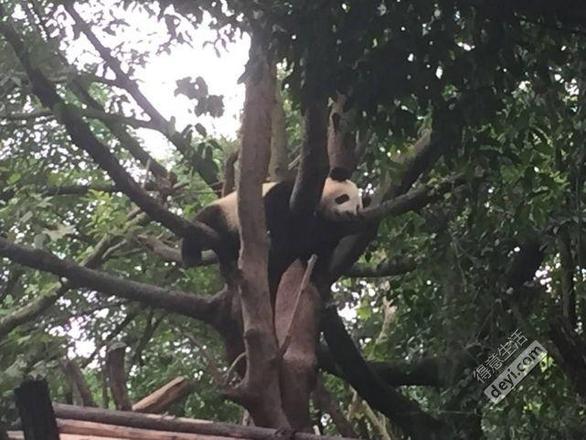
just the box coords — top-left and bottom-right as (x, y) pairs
(53, 404), (356, 440)
(269, 82), (290, 181)
(105, 343), (132, 411)
(14, 380), (59, 440)
(327, 93), (357, 172)
(231, 34), (288, 427)
(289, 99), (329, 217)
(275, 261), (320, 431)
(61, 360), (97, 407)
(57, 419), (234, 440)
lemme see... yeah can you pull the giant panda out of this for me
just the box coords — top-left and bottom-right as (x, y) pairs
(181, 167), (363, 291)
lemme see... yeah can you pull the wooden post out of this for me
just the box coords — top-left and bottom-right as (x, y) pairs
(14, 380), (59, 440)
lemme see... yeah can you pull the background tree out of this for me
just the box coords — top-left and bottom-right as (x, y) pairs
(0, 0), (585, 438)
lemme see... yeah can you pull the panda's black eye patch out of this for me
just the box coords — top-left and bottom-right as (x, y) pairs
(335, 194), (350, 204)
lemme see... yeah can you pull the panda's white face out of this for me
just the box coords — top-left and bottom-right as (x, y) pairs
(318, 177), (362, 220)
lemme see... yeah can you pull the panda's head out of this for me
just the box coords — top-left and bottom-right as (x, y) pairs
(317, 168), (363, 220)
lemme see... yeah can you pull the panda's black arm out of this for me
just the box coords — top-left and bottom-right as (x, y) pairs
(264, 181), (296, 240)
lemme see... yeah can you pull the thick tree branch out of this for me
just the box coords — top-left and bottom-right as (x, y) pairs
(558, 228), (577, 327)
(269, 82), (290, 181)
(106, 342), (132, 411)
(320, 304), (442, 439)
(0, 237), (223, 323)
(289, 98), (329, 217)
(328, 131), (445, 281)
(61, 359), (97, 407)
(327, 93), (357, 172)
(288, 13), (331, 217)
(549, 316), (586, 400)
(319, 345), (478, 387)
(230, 34), (288, 427)
(358, 175), (467, 223)
(0, 16), (219, 249)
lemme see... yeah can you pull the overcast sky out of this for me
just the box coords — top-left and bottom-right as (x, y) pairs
(56, 3), (249, 162)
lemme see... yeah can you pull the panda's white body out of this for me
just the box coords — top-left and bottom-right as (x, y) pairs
(203, 182), (278, 234)
(181, 169), (362, 291)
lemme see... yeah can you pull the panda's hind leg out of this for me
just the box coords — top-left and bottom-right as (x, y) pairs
(181, 236), (203, 267)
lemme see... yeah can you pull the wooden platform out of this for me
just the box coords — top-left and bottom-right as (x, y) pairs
(10, 379), (358, 440)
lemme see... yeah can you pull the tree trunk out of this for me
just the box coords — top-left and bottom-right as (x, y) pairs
(275, 261), (320, 431)
(231, 31), (288, 427)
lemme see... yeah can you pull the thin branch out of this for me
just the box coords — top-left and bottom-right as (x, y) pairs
(0, 16), (220, 248)
(0, 110), (52, 120)
(64, 4), (219, 187)
(82, 308), (141, 369)
(0, 213), (147, 339)
(68, 84), (172, 183)
(134, 235), (217, 266)
(312, 376), (359, 438)
(130, 311), (165, 367)
(0, 108), (155, 130)
(222, 150), (239, 197)
(328, 131), (445, 281)
(319, 301), (442, 438)
(225, 352), (247, 386)
(360, 174), (466, 223)
(182, 332), (225, 386)
(0, 286), (62, 339)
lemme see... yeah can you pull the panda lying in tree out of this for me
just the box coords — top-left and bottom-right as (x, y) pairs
(181, 167), (363, 292)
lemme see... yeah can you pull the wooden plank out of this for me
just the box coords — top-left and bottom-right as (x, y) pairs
(57, 419), (238, 440)
(14, 380), (59, 440)
(132, 377), (193, 413)
(53, 403), (359, 439)
(8, 432), (124, 440)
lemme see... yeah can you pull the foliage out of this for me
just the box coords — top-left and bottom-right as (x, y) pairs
(0, 0), (584, 438)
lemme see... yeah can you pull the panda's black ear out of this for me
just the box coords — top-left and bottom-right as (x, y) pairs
(329, 167), (352, 181)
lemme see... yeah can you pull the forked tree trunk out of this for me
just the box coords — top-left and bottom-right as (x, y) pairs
(275, 261), (321, 431)
(231, 32), (288, 427)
